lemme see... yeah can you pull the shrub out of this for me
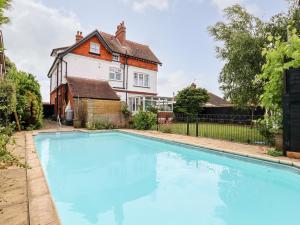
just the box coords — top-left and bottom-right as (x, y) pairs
(257, 119), (275, 145)
(147, 105), (158, 114)
(161, 125), (172, 133)
(267, 149), (283, 157)
(6, 67), (43, 130)
(0, 123), (26, 169)
(86, 119), (116, 130)
(0, 81), (16, 126)
(121, 103), (131, 119)
(133, 111), (156, 130)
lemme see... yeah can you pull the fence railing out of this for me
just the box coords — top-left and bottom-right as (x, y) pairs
(155, 114), (269, 145)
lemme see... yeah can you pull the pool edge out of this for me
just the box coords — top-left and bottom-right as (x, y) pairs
(116, 130), (300, 172)
(26, 131), (62, 225)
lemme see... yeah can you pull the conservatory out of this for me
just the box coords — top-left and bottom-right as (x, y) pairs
(128, 96), (174, 113)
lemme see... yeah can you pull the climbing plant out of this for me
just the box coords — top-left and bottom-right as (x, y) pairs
(256, 29), (300, 132)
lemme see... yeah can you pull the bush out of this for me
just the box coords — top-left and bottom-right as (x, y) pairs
(0, 123), (26, 169)
(161, 125), (172, 133)
(133, 111), (156, 130)
(257, 119), (275, 145)
(86, 119), (116, 130)
(0, 81), (16, 126)
(267, 149), (283, 157)
(6, 67), (43, 130)
(121, 103), (131, 119)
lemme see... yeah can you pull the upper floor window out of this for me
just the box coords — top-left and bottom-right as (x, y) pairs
(112, 53), (120, 62)
(90, 42), (100, 54)
(134, 72), (149, 87)
(109, 67), (122, 81)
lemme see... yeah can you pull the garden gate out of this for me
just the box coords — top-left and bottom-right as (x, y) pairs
(283, 69), (300, 156)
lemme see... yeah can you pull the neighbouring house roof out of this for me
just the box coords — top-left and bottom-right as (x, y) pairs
(67, 77), (120, 101)
(205, 92), (231, 107)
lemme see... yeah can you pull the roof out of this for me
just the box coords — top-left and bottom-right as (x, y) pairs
(205, 92), (231, 107)
(51, 29), (161, 64)
(50, 46), (69, 56)
(67, 77), (120, 101)
(99, 31), (161, 64)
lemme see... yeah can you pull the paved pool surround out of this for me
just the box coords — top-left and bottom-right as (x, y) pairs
(5, 128), (300, 225)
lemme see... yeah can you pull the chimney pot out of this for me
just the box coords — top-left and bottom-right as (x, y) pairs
(76, 31), (83, 43)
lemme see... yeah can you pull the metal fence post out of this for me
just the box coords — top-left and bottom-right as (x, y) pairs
(196, 117), (199, 137)
(156, 113), (159, 131)
(187, 115), (190, 136)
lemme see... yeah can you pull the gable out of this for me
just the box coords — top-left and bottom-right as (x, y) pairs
(71, 35), (113, 62)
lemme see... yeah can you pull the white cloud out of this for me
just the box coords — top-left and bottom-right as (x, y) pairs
(2, 0), (84, 102)
(132, 0), (169, 12)
(211, 0), (243, 11)
(210, 0), (261, 16)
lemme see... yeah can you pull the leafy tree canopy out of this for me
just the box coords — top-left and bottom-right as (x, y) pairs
(174, 84), (209, 115)
(208, 4), (266, 108)
(0, 0), (10, 26)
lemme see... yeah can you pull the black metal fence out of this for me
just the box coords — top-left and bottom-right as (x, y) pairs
(155, 114), (269, 145)
(283, 69), (300, 154)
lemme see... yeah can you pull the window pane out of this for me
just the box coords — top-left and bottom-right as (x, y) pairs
(116, 72), (121, 81)
(109, 72), (115, 80)
(134, 73), (138, 86)
(90, 42), (100, 54)
(144, 74), (149, 87)
(139, 74), (143, 86)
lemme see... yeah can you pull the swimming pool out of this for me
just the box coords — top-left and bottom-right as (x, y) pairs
(34, 131), (300, 225)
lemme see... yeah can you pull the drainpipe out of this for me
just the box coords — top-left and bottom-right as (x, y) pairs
(56, 62), (59, 117)
(125, 51), (129, 104)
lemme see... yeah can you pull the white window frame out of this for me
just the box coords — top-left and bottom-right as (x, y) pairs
(134, 72), (150, 88)
(109, 67), (122, 81)
(112, 53), (120, 62)
(90, 42), (100, 54)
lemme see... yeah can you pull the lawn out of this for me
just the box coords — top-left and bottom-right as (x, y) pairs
(157, 122), (268, 145)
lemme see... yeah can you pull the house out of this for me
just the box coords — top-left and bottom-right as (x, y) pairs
(48, 21), (173, 124)
(204, 92), (232, 107)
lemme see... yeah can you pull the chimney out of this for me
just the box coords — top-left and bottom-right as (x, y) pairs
(75, 31), (83, 43)
(115, 21), (126, 45)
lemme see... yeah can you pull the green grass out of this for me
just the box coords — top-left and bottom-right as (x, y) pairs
(156, 122), (267, 145)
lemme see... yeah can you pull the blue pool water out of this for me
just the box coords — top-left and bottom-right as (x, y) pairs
(34, 131), (300, 225)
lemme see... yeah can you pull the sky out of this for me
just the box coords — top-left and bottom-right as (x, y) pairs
(2, 0), (289, 102)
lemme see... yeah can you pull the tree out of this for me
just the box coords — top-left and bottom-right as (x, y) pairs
(174, 83), (209, 115)
(0, 0), (10, 25)
(208, 4), (266, 108)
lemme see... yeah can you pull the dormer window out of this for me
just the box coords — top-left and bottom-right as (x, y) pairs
(90, 42), (100, 55)
(112, 53), (120, 62)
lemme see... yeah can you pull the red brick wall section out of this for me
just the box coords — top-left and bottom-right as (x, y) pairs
(71, 35), (158, 71)
(72, 36), (112, 61)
